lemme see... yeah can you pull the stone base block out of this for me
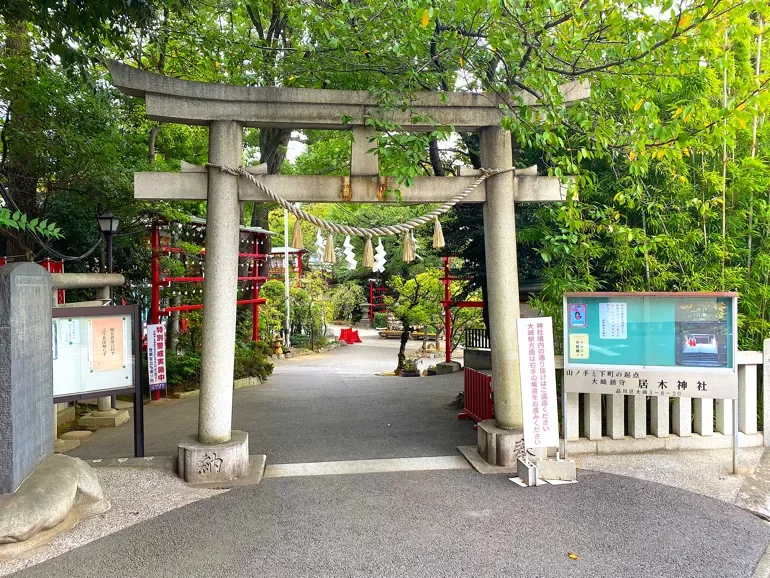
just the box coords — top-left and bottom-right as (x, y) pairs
(537, 458), (577, 481)
(53, 439), (80, 454)
(60, 430), (93, 441)
(477, 420), (524, 467)
(435, 361), (461, 375)
(517, 457), (537, 486)
(178, 430), (249, 484)
(57, 406), (76, 425)
(77, 409), (130, 430)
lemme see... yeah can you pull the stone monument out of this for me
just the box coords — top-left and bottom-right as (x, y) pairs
(0, 263), (109, 559)
(0, 263), (53, 494)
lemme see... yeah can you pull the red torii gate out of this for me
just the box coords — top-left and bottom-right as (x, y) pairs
(440, 256), (483, 364)
(149, 219), (272, 341)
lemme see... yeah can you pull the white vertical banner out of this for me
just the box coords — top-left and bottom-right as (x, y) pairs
(147, 324), (167, 391)
(517, 317), (559, 448)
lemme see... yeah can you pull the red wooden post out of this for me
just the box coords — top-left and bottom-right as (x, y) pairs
(443, 257), (451, 364)
(251, 231), (260, 341)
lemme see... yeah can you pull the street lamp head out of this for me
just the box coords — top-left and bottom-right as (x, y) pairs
(97, 210), (120, 234)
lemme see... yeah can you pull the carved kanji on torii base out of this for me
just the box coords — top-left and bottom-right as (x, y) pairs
(108, 61), (588, 480)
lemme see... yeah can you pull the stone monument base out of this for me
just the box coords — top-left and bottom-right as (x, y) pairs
(78, 408), (130, 430)
(435, 361), (461, 375)
(178, 430), (249, 484)
(0, 454), (109, 560)
(477, 419), (524, 467)
(53, 438), (80, 454)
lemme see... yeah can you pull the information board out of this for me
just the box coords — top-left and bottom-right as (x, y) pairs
(563, 293), (738, 399)
(52, 306), (137, 399)
(517, 317), (559, 448)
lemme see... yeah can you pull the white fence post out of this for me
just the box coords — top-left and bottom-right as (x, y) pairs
(650, 397), (669, 438)
(605, 394), (625, 440)
(567, 392), (579, 441)
(671, 397), (692, 437)
(693, 399), (714, 436)
(582, 393), (602, 440)
(764, 339), (770, 446)
(738, 361), (758, 435)
(715, 399), (733, 435)
(627, 395), (646, 439)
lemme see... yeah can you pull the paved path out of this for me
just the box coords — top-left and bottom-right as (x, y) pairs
(70, 335), (473, 463)
(26, 333), (770, 577)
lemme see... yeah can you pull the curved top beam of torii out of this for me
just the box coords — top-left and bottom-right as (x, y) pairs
(107, 60), (589, 132)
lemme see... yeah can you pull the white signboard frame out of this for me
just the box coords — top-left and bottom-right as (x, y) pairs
(146, 323), (167, 391)
(517, 317), (559, 449)
(52, 305), (138, 400)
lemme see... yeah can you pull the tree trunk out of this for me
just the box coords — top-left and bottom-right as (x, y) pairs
(396, 327), (410, 375)
(3, 17), (38, 260)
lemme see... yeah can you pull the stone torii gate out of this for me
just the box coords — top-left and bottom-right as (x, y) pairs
(108, 61), (588, 481)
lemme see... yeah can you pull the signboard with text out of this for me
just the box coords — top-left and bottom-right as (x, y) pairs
(517, 317), (559, 448)
(52, 306), (137, 399)
(146, 323), (167, 392)
(563, 293), (738, 399)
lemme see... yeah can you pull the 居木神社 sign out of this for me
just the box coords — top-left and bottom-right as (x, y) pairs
(563, 292), (738, 400)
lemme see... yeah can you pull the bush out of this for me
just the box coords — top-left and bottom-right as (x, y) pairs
(166, 353), (202, 392)
(253, 340), (272, 356)
(234, 342), (274, 382)
(315, 336), (329, 350)
(373, 312), (387, 328)
(291, 334), (310, 349)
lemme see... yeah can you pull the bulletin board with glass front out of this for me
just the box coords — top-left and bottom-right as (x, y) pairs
(52, 305), (139, 401)
(563, 293), (738, 399)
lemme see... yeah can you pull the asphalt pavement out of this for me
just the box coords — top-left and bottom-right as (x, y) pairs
(12, 468), (770, 578)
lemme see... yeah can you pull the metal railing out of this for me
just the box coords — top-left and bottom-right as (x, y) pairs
(465, 328), (490, 350)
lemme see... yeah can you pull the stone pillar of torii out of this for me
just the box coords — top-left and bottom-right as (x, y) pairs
(108, 61), (588, 481)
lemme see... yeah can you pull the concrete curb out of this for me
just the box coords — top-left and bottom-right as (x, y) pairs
(457, 445), (519, 475)
(85, 456), (177, 470)
(83, 454), (267, 489)
(173, 376), (265, 399)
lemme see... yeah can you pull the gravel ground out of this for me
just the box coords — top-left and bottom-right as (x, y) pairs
(0, 468), (225, 577)
(576, 446), (765, 503)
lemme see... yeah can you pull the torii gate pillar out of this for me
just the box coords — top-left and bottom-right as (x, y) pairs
(177, 121), (250, 483)
(476, 126), (525, 466)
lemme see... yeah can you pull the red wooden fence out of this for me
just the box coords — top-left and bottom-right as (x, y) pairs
(458, 367), (493, 423)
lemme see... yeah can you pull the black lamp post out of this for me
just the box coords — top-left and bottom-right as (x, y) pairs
(97, 210), (120, 301)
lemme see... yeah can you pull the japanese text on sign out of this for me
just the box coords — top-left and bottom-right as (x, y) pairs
(147, 324), (167, 392)
(90, 317), (125, 372)
(517, 317), (559, 448)
(599, 302), (627, 340)
(563, 367), (737, 399)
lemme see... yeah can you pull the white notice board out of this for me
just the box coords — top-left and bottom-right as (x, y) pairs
(52, 310), (135, 398)
(517, 317), (560, 448)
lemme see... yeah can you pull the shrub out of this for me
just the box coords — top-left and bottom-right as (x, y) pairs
(315, 336), (329, 350)
(291, 334), (310, 349)
(403, 357), (418, 372)
(234, 342), (274, 382)
(166, 353), (202, 392)
(373, 312), (387, 328)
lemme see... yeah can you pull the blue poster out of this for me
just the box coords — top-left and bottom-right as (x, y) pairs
(569, 304), (587, 328)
